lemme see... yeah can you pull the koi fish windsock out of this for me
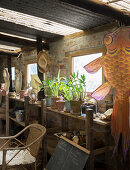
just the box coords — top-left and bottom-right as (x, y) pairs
(84, 27), (130, 158)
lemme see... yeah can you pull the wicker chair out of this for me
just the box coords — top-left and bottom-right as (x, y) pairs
(0, 124), (46, 170)
(0, 91), (5, 120)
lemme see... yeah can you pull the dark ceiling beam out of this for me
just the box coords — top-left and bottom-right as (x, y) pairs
(0, 0), (112, 30)
(0, 20), (59, 40)
(0, 50), (19, 57)
(60, 0), (130, 25)
(0, 40), (22, 48)
(0, 33), (37, 47)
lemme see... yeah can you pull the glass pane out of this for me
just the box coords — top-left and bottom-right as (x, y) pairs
(11, 67), (15, 80)
(28, 63), (38, 84)
(73, 53), (102, 92)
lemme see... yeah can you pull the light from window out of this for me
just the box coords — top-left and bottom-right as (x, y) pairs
(27, 63), (38, 84)
(11, 67), (15, 89)
(5, 67), (15, 80)
(73, 53), (102, 92)
(11, 67), (15, 80)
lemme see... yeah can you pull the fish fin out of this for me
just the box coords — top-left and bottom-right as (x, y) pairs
(111, 92), (130, 159)
(84, 56), (104, 74)
(92, 82), (111, 100)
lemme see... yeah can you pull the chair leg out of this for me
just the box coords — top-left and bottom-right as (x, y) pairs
(34, 162), (37, 170)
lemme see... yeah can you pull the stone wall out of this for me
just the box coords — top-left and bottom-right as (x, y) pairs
(11, 47), (37, 88)
(48, 24), (117, 78)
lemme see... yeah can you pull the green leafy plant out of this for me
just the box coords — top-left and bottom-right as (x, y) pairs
(51, 69), (62, 97)
(69, 72), (86, 101)
(59, 72), (86, 101)
(59, 79), (72, 101)
(40, 69), (62, 98)
(41, 76), (52, 97)
(40, 70), (86, 101)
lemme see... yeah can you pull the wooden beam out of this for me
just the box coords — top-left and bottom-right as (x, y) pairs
(24, 96), (30, 126)
(61, 0), (130, 25)
(106, 0), (121, 4)
(0, 33), (37, 47)
(0, 49), (19, 57)
(41, 99), (47, 168)
(8, 55), (13, 92)
(85, 109), (94, 170)
(37, 36), (45, 99)
(47, 22), (118, 43)
(6, 94), (9, 136)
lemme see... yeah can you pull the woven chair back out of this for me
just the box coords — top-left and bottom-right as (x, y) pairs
(26, 124), (46, 157)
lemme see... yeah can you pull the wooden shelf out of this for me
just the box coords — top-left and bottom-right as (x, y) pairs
(9, 96), (42, 129)
(29, 101), (41, 107)
(9, 116), (25, 127)
(0, 113), (5, 119)
(9, 96), (42, 107)
(9, 96), (25, 102)
(46, 107), (110, 127)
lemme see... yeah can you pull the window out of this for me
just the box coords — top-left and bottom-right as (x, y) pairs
(73, 53), (102, 92)
(27, 63), (38, 84)
(11, 67), (15, 88)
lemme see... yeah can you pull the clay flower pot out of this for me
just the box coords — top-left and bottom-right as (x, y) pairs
(51, 97), (60, 109)
(70, 100), (84, 115)
(56, 100), (65, 112)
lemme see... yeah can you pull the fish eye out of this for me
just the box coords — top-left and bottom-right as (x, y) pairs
(104, 35), (113, 45)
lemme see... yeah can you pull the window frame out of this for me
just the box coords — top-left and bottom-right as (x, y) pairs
(66, 47), (106, 89)
(25, 60), (38, 87)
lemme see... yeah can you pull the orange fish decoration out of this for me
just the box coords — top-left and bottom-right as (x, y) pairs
(84, 27), (130, 158)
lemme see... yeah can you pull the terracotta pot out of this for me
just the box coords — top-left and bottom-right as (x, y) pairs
(70, 100), (84, 115)
(51, 97), (60, 109)
(56, 100), (65, 112)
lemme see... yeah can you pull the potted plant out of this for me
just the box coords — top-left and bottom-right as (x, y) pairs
(59, 77), (72, 112)
(69, 72), (86, 115)
(49, 70), (62, 109)
(41, 76), (52, 106)
(59, 73), (86, 114)
(41, 70), (62, 109)
(56, 96), (65, 112)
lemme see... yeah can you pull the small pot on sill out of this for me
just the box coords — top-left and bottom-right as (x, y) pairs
(46, 96), (52, 107)
(51, 96), (60, 109)
(65, 101), (72, 113)
(70, 100), (84, 115)
(56, 100), (65, 112)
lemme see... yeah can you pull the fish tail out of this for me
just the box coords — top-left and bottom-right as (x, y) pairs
(111, 92), (130, 159)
